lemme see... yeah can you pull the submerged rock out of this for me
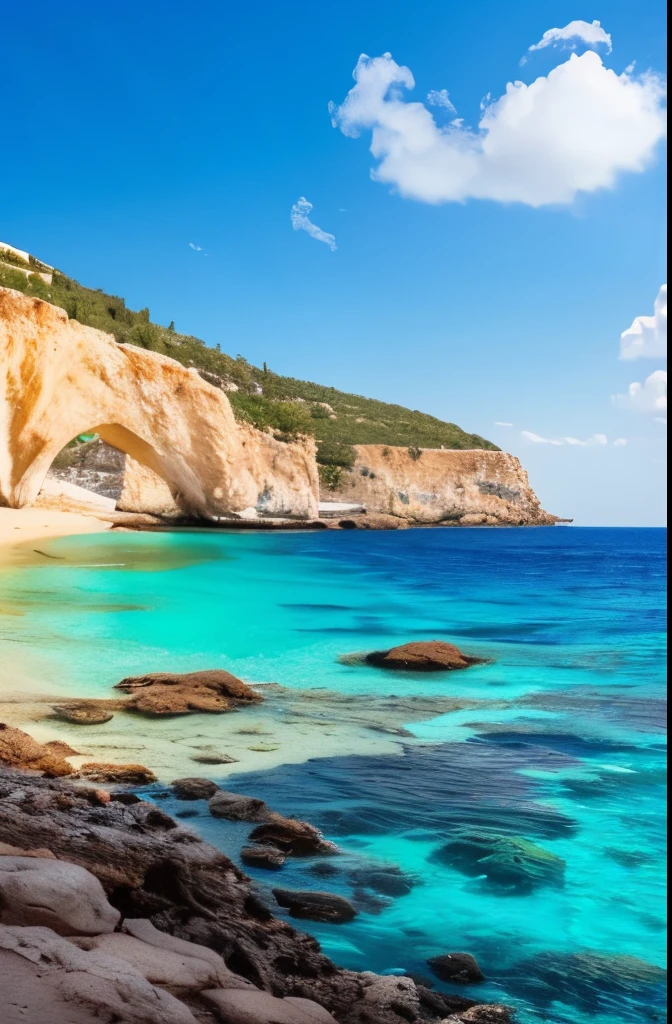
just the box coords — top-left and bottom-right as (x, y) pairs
(427, 952), (485, 985)
(515, 950), (667, 1013)
(349, 865), (417, 897)
(115, 669), (263, 716)
(172, 777), (220, 801)
(273, 888), (357, 924)
(0, 724), (73, 777)
(209, 791), (270, 822)
(190, 753), (238, 765)
(249, 814), (338, 856)
(363, 641), (485, 672)
(241, 845), (287, 870)
(52, 702), (116, 725)
(76, 763), (157, 786)
(435, 827), (566, 892)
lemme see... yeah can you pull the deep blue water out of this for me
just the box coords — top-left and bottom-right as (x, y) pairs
(1, 526), (667, 1023)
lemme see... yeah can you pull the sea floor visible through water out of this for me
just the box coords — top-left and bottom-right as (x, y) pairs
(0, 526), (667, 1024)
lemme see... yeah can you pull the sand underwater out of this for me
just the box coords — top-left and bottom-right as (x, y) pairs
(0, 525), (667, 1024)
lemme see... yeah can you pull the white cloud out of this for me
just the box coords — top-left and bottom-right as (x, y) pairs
(620, 284), (667, 360)
(291, 197), (337, 251)
(494, 421), (513, 426)
(329, 50), (666, 207)
(613, 438), (628, 446)
(427, 89), (456, 112)
(528, 20), (612, 55)
(522, 430), (564, 445)
(613, 369), (667, 414)
(523, 430), (614, 446)
(188, 242), (203, 251)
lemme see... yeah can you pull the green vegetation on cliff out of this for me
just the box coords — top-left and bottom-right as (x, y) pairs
(0, 260), (499, 453)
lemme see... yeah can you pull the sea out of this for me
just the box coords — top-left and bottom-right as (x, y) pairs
(0, 525), (667, 1023)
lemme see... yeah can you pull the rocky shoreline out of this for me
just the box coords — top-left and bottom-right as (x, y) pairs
(0, 764), (513, 1024)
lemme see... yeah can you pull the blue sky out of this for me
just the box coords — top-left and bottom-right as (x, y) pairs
(1, 0), (667, 524)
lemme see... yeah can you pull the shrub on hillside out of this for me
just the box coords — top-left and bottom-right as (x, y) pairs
(316, 440), (356, 468)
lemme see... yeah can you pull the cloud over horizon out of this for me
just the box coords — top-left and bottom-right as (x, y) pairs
(522, 430), (624, 447)
(620, 284), (667, 360)
(329, 44), (666, 207)
(291, 197), (337, 251)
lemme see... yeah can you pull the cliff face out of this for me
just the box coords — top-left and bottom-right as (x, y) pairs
(0, 288), (319, 518)
(322, 445), (557, 525)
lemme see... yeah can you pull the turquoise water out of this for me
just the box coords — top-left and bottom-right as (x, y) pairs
(1, 526), (667, 1022)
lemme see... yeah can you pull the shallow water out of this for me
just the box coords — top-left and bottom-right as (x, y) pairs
(0, 526), (667, 1022)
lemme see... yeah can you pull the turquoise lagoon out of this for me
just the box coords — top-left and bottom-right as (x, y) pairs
(0, 526), (667, 1023)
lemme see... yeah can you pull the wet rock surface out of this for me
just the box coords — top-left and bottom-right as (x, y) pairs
(427, 952), (485, 985)
(249, 814), (338, 856)
(241, 845), (287, 870)
(273, 888), (357, 924)
(115, 669), (264, 716)
(51, 702), (117, 725)
(172, 777), (220, 800)
(209, 790), (270, 821)
(364, 641), (485, 672)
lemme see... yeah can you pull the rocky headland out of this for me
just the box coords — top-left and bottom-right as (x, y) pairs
(0, 286), (564, 530)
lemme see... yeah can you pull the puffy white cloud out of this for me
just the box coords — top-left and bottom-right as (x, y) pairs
(528, 19), (612, 55)
(613, 369), (667, 414)
(290, 197), (337, 251)
(427, 89), (456, 112)
(620, 284), (667, 360)
(329, 50), (666, 207)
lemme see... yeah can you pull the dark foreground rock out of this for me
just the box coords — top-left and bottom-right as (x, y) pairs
(273, 889), (357, 924)
(434, 827), (566, 893)
(115, 669), (263, 715)
(0, 766), (515, 1024)
(363, 641), (486, 672)
(428, 952), (485, 985)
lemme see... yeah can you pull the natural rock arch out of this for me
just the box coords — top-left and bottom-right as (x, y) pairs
(0, 289), (318, 517)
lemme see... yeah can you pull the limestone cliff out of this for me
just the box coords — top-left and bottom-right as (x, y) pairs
(0, 288), (319, 518)
(321, 445), (559, 525)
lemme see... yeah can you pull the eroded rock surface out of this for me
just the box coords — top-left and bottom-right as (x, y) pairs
(0, 287), (318, 518)
(115, 669), (263, 716)
(321, 444), (561, 525)
(0, 857), (120, 935)
(0, 723), (73, 776)
(273, 889), (357, 924)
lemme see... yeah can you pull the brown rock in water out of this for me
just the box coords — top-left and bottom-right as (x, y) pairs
(172, 777), (220, 801)
(0, 724), (73, 777)
(241, 845), (287, 870)
(115, 669), (263, 716)
(44, 740), (80, 757)
(190, 752), (238, 765)
(76, 763), (157, 786)
(428, 952), (485, 985)
(249, 813), (338, 856)
(209, 791), (269, 822)
(273, 888), (357, 924)
(365, 641), (485, 672)
(52, 703), (116, 725)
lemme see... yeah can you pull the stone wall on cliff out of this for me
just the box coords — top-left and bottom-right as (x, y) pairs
(0, 288), (319, 518)
(321, 445), (557, 525)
